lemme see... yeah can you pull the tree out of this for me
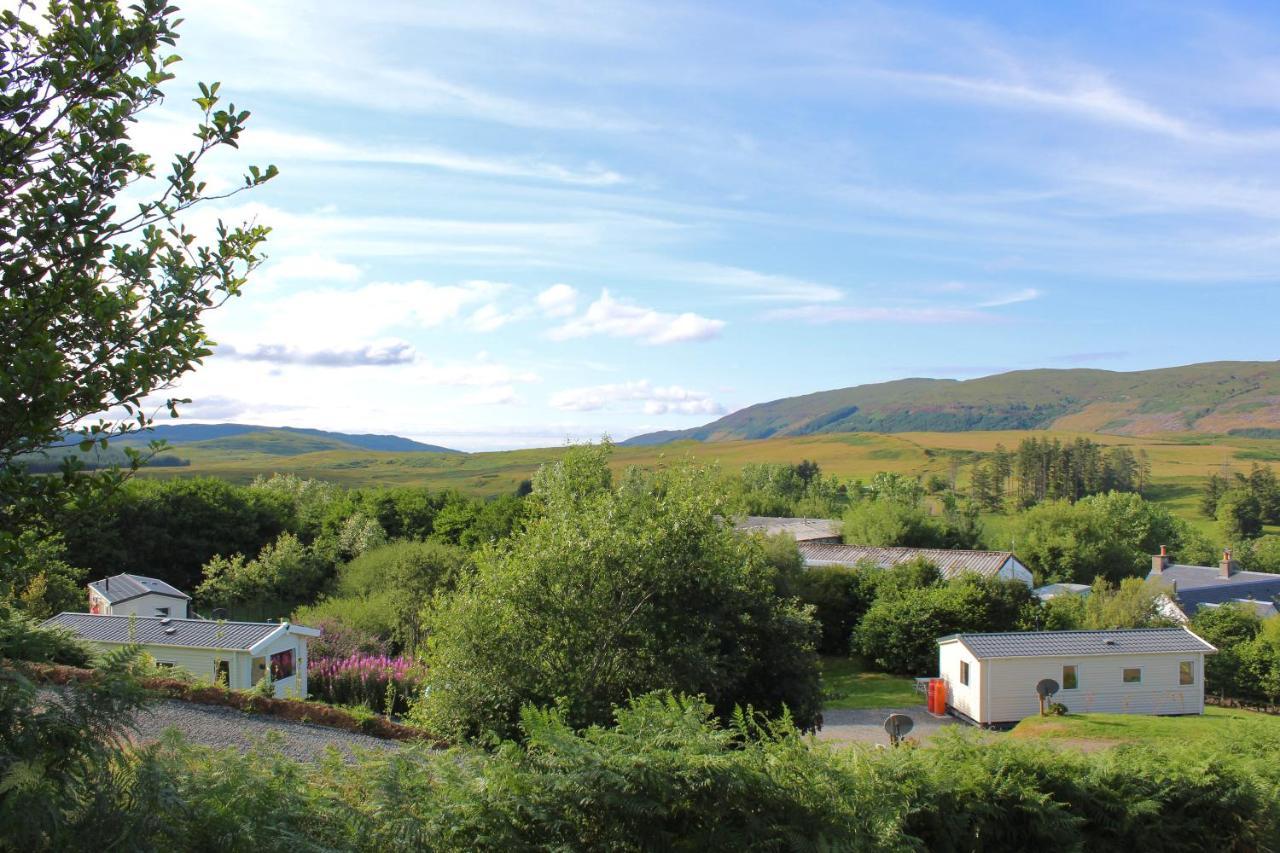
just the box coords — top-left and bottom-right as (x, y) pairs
(195, 533), (325, 618)
(1013, 492), (1211, 585)
(417, 444), (822, 739)
(1217, 489), (1264, 543)
(1245, 535), (1280, 574)
(0, 0), (274, 596)
(792, 564), (877, 655)
(1081, 578), (1174, 629)
(1191, 604), (1262, 700)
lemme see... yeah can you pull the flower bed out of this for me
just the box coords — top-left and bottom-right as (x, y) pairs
(11, 659), (440, 743)
(309, 653), (426, 716)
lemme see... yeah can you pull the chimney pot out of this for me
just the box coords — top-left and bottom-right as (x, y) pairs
(1220, 548), (1235, 579)
(1152, 546), (1170, 575)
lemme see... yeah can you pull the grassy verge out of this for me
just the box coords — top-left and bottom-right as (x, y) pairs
(1009, 706), (1280, 747)
(819, 656), (921, 710)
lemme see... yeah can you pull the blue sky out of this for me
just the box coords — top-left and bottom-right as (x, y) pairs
(135, 0), (1279, 450)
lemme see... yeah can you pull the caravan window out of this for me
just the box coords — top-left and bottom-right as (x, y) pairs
(270, 649), (295, 680)
(1122, 667), (1142, 684)
(959, 661), (970, 686)
(1062, 665), (1078, 690)
(1180, 661), (1194, 685)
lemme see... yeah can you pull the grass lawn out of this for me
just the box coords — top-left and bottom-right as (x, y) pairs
(819, 656), (921, 710)
(1009, 706), (1280, 747)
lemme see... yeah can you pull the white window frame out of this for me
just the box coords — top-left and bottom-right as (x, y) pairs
(1122, 666), (1143, 684)
(1179, 660), (1195, 685)
(155, 660), (176, 669)
(1062, 664), (1079, 690)
(154, 606), (170, 618)
(959, 660), (970, 686)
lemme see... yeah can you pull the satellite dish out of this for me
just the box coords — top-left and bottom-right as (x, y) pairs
(1036, 678), (1060, 716)
(884, 713), (914, 745)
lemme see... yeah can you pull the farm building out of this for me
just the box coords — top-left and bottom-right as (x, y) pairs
(1148, 547), (1280, 620)
(43, 612), (320, 699)
(938, 627), (1216, 727)
(734, 516), (842, 544)
(799, 543), (1034, 587)
(88, 573), (190, 619)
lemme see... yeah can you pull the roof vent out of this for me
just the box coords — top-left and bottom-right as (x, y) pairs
(163, 627), (176, 635)
(1103, 639), (1116, 645)
(159, 617), (171, 625)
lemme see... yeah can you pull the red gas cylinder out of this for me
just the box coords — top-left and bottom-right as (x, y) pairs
(928, 679), (946, 714)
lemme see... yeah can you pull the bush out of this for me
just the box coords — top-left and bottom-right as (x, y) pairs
(0, 604), (92, 666)
(793, 564), (877, 655)
(856, 576), (1036, 675)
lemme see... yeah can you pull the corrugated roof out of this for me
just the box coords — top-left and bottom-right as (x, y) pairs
(799, 543), (1014, 580)
(941, 627), (1216, 659)
(42, 613), (283, 651)
(735, 516), (842, 542)
(89, 574), (190, 604)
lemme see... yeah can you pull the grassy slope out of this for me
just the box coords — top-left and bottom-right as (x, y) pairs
(1009, 706), (1280, 747)
(820, 656), (920, 710)
(133, 429), (1280, 525)
(623, 360), (1280, 443)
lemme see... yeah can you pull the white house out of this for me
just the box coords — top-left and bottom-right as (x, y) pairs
(88, 573), (190, 619)
(800, 543), (1035, 587)
(937, 627), (1216, 727)
(43, 612), (320, 699)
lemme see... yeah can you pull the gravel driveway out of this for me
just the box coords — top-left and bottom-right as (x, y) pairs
(816, 707), (959, 746)
(129, 698), (405, 761)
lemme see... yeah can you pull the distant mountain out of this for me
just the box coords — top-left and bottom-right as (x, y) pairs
(114, 423), (460, 454)
(623, 361), (1280, 445)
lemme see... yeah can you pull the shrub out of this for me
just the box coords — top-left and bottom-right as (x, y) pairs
(793, 564), (878, 655)
(309, 653), (426, 715)
(0, 604), (92, 666)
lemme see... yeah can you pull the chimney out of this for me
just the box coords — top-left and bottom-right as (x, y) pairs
(1152, 545), (1169, 575)
(105, 576), (109, 590)
(1220, 548), (1235, 579)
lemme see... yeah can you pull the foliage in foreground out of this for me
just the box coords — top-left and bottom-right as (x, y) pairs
(9, 677), (1280, 853)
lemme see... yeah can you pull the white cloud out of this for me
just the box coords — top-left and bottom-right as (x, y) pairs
(219, 341), (417, 367)
(536, 283), (578, 317)
(461, 385), (520, 406)
(977, 288), (1041, 307)
(466, 303), (525, 332)
(550, 380), (724, 415)
(262, 254), (362, 285)
(548, 290), (725, 344)
(672, 262), (843, 302)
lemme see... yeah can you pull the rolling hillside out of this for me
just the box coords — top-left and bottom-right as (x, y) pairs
(112, 423), (459, 454)
(623, 361), (1280, 445)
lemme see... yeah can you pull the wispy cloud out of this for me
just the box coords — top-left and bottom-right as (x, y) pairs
(536, 283), (579, 317)
(219, 341), (417, 367)
(771, 305), (996, 324)
(977, 288), (1041, 307)
(550, 380), (724, 415)
(549, 290), (725, 344)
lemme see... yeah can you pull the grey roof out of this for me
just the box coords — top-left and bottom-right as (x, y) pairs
(800, 543), (1017, 580)
(940, 627), (1217, 659)
(89, 574), (189, 604)
(1148, 564), (1280, 618)
(735, 516), (842, 542)
(1200, 600), (1279, 619)
(1033, 582), (1092, 600)
(42, 613), (284, 651)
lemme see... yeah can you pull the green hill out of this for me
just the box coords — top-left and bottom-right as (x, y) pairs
(623, 361), (1280, 445)
(112, 423), (459, 454)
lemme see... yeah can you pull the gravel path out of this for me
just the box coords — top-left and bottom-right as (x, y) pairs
(816, 707), (959, 746)
(129, 698), (404, 761)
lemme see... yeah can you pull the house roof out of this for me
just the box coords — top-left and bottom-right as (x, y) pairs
(1032, 582), (1092, 600)
(939, 627), (1217, 659)
(89, 574), (189, 604)
(799, 543), (1017, 580)
(41, 612), (304, 652)
(735, 516), (841, 542)
(1197, 599), (1279, 619)
(1148, 564), (1280, 617)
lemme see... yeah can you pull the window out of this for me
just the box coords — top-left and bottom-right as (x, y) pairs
(1123, 667), (1142, 684)
(155, 661), (175, 669)
(1180, 660), (1194, 685)
(154, 606), (170, 618)
(1062, 665), (1078, 690)
(215, 659), (230, 687)
(270, 649), (295, 680)
(959, 661), (970, 686)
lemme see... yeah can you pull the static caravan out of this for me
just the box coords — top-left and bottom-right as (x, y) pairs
(938, 628), (1216, 727)
(43, 612), (320, 699)
(88, 573), (191, 619)
(800, 544), (1035, 588)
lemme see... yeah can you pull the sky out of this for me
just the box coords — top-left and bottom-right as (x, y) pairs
(119, 0), (1280, 450)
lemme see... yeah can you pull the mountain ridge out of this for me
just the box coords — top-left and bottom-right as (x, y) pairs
(623, 360), (1280, 445)
(112, 423), (461, 454)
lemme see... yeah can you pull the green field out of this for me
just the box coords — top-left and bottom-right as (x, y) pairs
(130, 429), (1280, 529)
(1009, 706), (1280, 747)
(819, 656), (921, 710)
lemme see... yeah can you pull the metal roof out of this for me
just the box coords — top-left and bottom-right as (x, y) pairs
(89, 574), (190, 604)
(799, 543), (1015, 580)
(42, 612), (285, 651)
(735, 516), (842, 542)
(1199, 600), (1279, 619)
(1148, 564), (1280, 618)
(1151, 563), (1280, 591)
(940, 627), (1217, 659)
